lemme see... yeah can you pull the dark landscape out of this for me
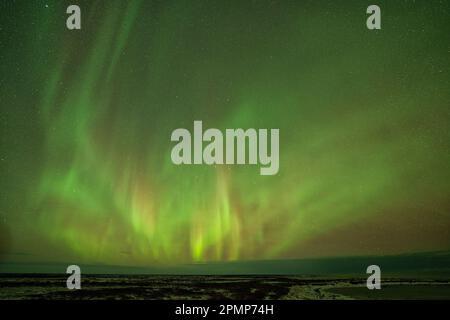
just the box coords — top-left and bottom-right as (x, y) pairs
(1, 252), (450, 300)
(0, 274), (449, 300)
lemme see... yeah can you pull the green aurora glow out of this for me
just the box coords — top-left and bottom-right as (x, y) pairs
(0, 0), (449, 268)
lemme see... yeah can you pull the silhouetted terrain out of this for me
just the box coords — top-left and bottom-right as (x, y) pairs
(0, 274), (449, 300)
(1, 252), (449, 299)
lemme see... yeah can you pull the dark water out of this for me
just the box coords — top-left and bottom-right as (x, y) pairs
(0, 274), (449, 300)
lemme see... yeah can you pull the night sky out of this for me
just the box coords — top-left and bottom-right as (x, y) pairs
(0, 0), (449, 270)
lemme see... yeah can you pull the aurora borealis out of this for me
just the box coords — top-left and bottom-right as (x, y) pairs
(0, 0), (449, 270)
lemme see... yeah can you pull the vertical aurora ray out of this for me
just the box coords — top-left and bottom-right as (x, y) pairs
(0, 0), (449, 268)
